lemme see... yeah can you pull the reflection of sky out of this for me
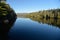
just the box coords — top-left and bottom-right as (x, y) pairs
(7, 0), (60, 13)
(9, 18), (60, 40)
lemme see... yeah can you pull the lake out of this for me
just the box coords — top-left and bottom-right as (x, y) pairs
(6, 18), (60, 40)
(1, 18), (60, 40)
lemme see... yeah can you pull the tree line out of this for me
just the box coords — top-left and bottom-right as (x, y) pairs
(26, 8), (60, 19)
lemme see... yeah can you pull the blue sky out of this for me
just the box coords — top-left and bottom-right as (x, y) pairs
(7, 0), (60, 13)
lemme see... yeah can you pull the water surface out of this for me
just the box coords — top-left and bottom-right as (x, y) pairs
(8, 18), (60, 40)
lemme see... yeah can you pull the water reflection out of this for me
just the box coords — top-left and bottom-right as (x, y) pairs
(30, 18), (60, 28)
(0, 18), (16, 40)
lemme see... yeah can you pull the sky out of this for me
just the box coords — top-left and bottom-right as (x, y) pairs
(7, 0), (60, 13)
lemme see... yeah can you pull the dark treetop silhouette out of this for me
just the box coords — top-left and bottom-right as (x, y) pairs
(0, 0), (6, 3)
(0, 0), (6, 1)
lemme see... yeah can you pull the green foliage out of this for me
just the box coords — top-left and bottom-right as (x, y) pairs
(0, 2), (11, 16)
(25, 8), (60, 19)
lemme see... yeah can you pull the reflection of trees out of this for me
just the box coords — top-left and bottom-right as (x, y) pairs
(52, 10), (58, 19)
(30, 17), (60, 28)
(0, 18), (16, 40)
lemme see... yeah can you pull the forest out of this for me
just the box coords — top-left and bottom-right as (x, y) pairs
(17, 8), (60, 19)
(25, 8), (60, 19)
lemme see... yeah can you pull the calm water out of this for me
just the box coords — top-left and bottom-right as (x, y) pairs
(8, 18), (60, 40)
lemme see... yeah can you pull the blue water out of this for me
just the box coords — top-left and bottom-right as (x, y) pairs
(8, 18), (60, 40)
